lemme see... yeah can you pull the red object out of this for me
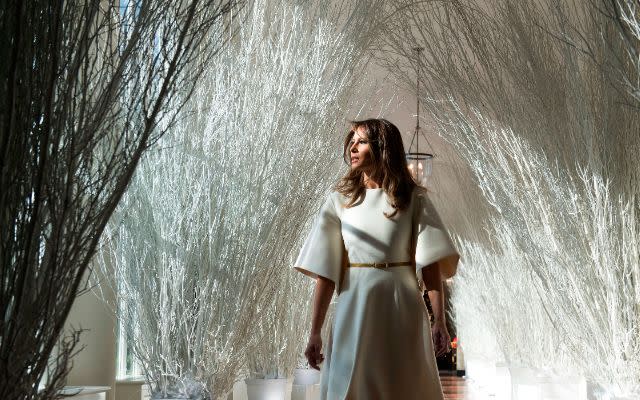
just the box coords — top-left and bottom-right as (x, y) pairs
(451, 337), (458, 349)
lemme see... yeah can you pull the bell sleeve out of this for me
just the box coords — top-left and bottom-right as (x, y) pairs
(413, 189), (459, 280)
(294, 193), (345, 289)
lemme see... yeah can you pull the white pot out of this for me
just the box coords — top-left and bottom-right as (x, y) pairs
(538, 374), (586, 400)
(494, 362), (512, 400)
(465, 358), (497, 395)
(245, 378), (288, 400)
(292, 369), (320, 386)
(59, 386), (110, 400)
(291, 383), (319, 400)
(610, 397), (637, 400)
(509, 367), (542, 400)
(585, 381), (638, 400)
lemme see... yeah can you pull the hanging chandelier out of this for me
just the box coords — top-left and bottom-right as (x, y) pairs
(406, 47), (433, 187)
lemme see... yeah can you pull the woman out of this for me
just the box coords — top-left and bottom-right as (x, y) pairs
(294, 118), (459, 400)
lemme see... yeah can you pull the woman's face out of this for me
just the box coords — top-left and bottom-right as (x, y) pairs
(349, 127), (373, 171)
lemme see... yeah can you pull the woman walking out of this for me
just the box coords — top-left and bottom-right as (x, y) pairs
(294, 118), (459, 400)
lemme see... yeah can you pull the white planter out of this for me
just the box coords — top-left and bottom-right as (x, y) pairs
(538, 374), (586, 400)
(245, 378), (288, 400)
(152, 396), (202, 400)
(456, 345), (465, 371)
(58, 386), (110, 400)
(495, 362), (512, 400)
(466, 357), (497, 395)
(585, 381), (636, 400)
(292, 369), (320, 386)
(509, 367), (542, 400)
(151, 391), (206, 399)
(610, 397), (637, 400)
(291, 383), (320, 400)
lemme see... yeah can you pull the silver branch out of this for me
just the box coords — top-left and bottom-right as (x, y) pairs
(380, 1), (640, 397)
(0, 1), (242, 399)
(98, 0), (385, 398)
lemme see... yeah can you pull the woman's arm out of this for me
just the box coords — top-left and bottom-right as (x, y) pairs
(423, 262), (444, 320)
(304, 275), (335, 370)
(422, 263), (451, 357)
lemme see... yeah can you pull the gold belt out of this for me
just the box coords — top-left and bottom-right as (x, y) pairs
(349, 261), (414, 269)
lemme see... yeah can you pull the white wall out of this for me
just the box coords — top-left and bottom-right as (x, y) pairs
(65, 273), (117, 400)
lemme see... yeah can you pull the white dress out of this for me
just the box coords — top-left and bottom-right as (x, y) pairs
(294, 187), (459, 400)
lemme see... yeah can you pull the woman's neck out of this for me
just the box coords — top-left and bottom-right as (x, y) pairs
(362, 172), (382, 189)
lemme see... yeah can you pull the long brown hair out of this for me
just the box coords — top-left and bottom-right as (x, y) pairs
(335, 118), (417, 218)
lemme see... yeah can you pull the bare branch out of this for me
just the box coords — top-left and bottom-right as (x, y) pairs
(0, 1), (244, 399)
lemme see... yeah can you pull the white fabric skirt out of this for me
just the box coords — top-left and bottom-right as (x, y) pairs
(318, 266), (444, 400)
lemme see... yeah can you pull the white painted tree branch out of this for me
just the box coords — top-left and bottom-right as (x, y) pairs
(380, 1), (640, 397)
(99, 0), (385, 397)
(0, 1), (241, 399)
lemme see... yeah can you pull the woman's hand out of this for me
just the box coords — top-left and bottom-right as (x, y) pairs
(431, 319), (451, 357)
(305, 276), (333, 370)
(304, 333), (324, 370)
(423, 263), (450, 357)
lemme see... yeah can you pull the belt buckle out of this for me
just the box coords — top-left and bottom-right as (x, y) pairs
(374, 262), (388, 269)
